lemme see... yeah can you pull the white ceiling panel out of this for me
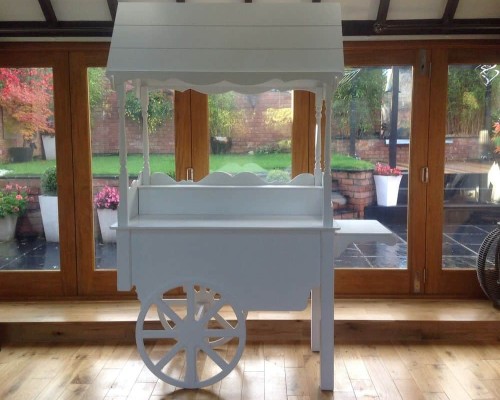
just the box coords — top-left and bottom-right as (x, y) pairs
(334, 0), (379, 21)
(51, 0), (111, 21)
(252, 0), (379, 20)
(181, 0), (376, 20)
(387, 0), (447, 20)
(455, 0), (500, 19)
(0, 0), (44, 21)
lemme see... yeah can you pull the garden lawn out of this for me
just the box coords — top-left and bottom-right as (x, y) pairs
(0, 153), (373, 176)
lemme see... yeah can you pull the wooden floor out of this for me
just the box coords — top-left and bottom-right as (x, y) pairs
(2, 340), (500, 399)
(1, 300), (500, 399)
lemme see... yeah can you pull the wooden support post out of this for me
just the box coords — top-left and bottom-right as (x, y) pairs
(320, 230), (334, 390)
(140, 87), (150, 185)
(323, 87), (333, 227)
(314, 91), (323, 185)
(117, 83), (128, 226)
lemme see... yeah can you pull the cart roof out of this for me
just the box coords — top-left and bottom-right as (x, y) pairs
(106, 2), (344, 93)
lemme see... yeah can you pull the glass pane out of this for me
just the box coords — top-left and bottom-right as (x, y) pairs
(0, 67), (60, 270)
(442, 64), (500, 269)
(208, 91), (292, 181)
(88, 68), (175, 270)
(332, 66), (413, 269)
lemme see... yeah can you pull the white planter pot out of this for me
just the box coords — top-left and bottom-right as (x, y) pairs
(374, 175), (402, 206)
(0, 215), (18, 241)
(97, 208), (117, 243)
(39, 195), (59, 242)
(41, 135), (56, 160)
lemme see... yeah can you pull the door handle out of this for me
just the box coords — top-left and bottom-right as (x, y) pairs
(421, 167), (429, 183)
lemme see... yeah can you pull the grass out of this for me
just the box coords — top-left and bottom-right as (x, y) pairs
(331, 154), (374, 170)
(0, 153), (373, 177)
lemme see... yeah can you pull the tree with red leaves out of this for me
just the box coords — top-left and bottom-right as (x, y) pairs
(0, 68), (54, 145)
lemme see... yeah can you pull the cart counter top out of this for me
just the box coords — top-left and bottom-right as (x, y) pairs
(115, 214), (337, 230)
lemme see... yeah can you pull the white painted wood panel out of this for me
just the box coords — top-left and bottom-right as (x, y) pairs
(108, 49), (343, 73)
(122, 215), (325, 230)
(111, 26), (343, 50)
(137, 186), (324, 216)
(131, 230), (321, 311)
(150, 171), (315, 186)
(115, 3), (342, 27)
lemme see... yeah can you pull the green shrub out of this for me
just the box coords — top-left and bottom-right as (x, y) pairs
(41, 166), (57, 195)
(266, 169), (291, 183)
(255, 140), (291, 155)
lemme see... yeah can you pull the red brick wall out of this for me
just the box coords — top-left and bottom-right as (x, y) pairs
(333, 137), (481, 164)
(90, 91), (292, 155)
(230, 91), (292, 153)
(332, 170), (375, 219)
(444, 137), (483, 161)
(333, 138), (409, 164)
(90, 92), (176, 155)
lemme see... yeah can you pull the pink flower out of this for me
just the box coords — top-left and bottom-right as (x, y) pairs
(374, 162), (402, 176)
(15, 194), (23, 200)
(494, 121), (500, 134)
(94, 186), (120, 210)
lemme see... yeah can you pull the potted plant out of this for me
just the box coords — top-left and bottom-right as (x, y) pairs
(373, 162), (402, 206)
(94, 185), (119, 243)
(0, 183), (29, 241)
(41, 132), (56, 160)
(39, 166), (59, 242)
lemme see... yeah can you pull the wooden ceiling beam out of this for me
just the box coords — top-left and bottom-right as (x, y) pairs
(442, 0), (460, 25)
(37, 0), (57, 25)
(374, 0), (391, 33)
(343, 18), (500, 36)
(0, 19), (497, 38)
(0, 21), (114, 37)
(106, 0), (118, 22)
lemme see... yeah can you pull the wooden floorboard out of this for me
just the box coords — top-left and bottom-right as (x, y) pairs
(2, 341), (500, 399)
(1, 299), (500, 344)
(2, 299), (498, 323)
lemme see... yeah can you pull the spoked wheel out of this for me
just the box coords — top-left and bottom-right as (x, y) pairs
(136, 283), (246, 389)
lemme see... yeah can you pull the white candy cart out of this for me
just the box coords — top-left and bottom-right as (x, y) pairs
(107, 2), (344, 390)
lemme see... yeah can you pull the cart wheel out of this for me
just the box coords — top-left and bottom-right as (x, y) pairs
(160, 286), (236, 348)
(136, 283), (246, 389)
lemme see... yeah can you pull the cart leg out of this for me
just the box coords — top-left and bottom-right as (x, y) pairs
(311, 287), (320, 352)
(320, 232), (334, 391)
